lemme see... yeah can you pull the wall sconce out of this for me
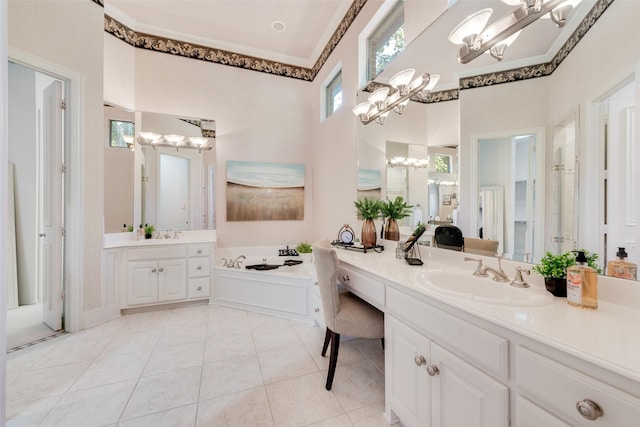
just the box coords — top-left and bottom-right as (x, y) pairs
(353, 69), (439, 125)
(449, 0), (582, 64)
(136, 132), (213, 153)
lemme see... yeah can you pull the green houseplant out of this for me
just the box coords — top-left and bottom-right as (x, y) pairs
(296, 241), (313, 263)
(533, 250), (601, 296)
(144, 224), (155, 239)
(354, 197), (382, 248)
(380, 196), (413, 241)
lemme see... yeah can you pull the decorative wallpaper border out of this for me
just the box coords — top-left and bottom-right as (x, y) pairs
(100, 0), (613, 100)
(460, 0), (614, 90)
(363, 80), (459, 104)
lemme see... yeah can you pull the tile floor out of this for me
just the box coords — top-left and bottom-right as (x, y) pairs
(5, 304), (402, 427)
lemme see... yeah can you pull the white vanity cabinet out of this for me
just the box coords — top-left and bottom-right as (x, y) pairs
(123, 243), (214, 308)
(386, 314), (509, 427)
(127, 246), (187, 306)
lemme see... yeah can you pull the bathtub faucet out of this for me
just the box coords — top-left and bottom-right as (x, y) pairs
(231, 255), (246, 269)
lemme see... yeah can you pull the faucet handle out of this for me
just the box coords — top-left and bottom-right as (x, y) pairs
(511, 266), (531, 288)
(464, 256), (488, 277)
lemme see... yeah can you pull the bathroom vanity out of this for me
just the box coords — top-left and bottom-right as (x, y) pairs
(334, 247), (640, 427)
(102, 230), (216, 313)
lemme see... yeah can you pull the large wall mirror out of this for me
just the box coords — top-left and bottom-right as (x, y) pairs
(103, 105), (216, 233)
(355, 0), (640, 284)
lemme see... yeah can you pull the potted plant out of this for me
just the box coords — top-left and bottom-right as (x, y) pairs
(354, 197), (382, 248)
(533, 250), (601, 297)
(295, 241), (313, 263)
(380, 196), (413, 241)
(144, 224), (155, 239)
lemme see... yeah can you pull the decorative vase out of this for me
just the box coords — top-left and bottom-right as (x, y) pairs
(361, 219), (377, 248)
(299, 253), (313, 263)
(384, 218), (400, 241)
(544, 277), (566, 297)
(145, 233), (152, 239)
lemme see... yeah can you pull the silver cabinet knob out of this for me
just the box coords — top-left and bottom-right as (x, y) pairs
(197, 265), (202, 270)
(314, 281), (318, 287)
(159, 267), (164, 272)
(151, 268), (157, 273)
(314, 307), (320, 313)
(576, 399), (603, 421)
(426, 365), (440, 376)
(197, 250), (202, 254)
(342, 274), (350, 282)
(197, 286), (202, 291)
(414, 355), (427, 366)
(39, 233), (46, 237)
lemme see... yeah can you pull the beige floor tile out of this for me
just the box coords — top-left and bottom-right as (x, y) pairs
(200, 354), (264, 401)
(157, 324), (207, 348)
(142, 341), (205, 377)
(248, 313), (293, 332)
(258, 344), (318, 384)
(121, 366), (201, 420)
(330, 360), (385, 412)
(7, 361), (90, 403)
(31, 335), (112, 369)
(266, 372), (344, 427)
(117, 404), (197, 427)
(348, 401), (402, 427)
(119, 310), (172, 334)
(6, 396), (60, 427)
(305, 339), (366, 370)
(292, 322), (326, 343)
(99, 330), (160, 359)
(196, 387), (274, 427)
(70, 352), (148, 391)
(208, 313), (252, 336)
(5, 341), (58, 385)
(39, 380), (136, 427)
(164, 306), (210, 331)
(204, 330), (256, 363)
(252, 325), (302, 353)
(306, 414), (355, 427)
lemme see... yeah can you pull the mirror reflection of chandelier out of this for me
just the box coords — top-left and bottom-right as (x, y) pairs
(387, 156), (429, 168)
(136, 132), (213, 153)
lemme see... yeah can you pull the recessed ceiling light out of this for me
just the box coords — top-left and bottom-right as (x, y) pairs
(271, 20), (286, 32)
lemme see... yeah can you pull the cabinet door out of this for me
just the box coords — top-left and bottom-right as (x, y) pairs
(386, 316), (431, 427)
(127, 260), (159, 306)
(430, 343), (509, 427)
(515, 395), (571, 427)
(158, 259), (187, 302)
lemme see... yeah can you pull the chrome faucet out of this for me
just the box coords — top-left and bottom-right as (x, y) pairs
(484, 256), (510, 282)
(231, 255), (246, 269)
(464, 256), (488, 277)
(510, 266), (531, 288)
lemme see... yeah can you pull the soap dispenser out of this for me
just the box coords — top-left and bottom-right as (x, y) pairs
(607, 247), (637, 280)
(567, 251), (598, 310)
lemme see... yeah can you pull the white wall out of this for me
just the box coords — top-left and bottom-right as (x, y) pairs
(7, 62), (37, 304)
(9, 0), (105, 317)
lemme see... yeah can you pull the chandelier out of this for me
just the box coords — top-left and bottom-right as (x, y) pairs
(387, 156), (429, 169)
(449, 0), (582, 64)
(136, 132), (213, 153)
(353, 69), (440, 125)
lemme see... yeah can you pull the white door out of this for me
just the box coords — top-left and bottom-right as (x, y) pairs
(41, 80), (64, 331)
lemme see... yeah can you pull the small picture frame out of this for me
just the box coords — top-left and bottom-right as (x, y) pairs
(443, 194), (451, 205)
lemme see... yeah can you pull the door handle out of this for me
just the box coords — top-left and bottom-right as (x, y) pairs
(39, 233), (46, 237)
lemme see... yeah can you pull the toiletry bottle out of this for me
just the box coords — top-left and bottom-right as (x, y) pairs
(137, 224), (143, 241)
(607, 247), (637, 280)
(566, 251), (598, 310)
(122, 223), (127, 232)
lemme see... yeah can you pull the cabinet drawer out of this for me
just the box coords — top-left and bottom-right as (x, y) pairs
(311, 292), (324, 327)
(515, 395), (571, 427)
(128, 246), (186, 261)
(188, 277), (210, 299)
(516, 346), (640, 426)
(188, 245), (211, 257)
(387, 286), (508, 379)
(337, 265), (385, 310)
(188, 258), (211, 277)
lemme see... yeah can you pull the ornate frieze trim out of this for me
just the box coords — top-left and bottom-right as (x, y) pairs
(460, 0), (614, 90)
(92, 0), (104, 7)
(363, 80), (459, 104)
(103, 0), (367, 82)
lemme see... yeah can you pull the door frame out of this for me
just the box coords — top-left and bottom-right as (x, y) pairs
(9, 47), (84, 333)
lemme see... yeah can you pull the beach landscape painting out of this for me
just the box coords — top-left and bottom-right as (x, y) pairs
(226, 160), (305, 221)
(357, 168), (382, 200)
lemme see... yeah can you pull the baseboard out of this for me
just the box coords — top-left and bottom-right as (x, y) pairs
(120, 299), (209, 315)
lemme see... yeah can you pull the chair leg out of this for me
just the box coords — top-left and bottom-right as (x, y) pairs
(381, 337), (385, 350)
(321, 327), (331, 357)
(326, 331), (340, 391)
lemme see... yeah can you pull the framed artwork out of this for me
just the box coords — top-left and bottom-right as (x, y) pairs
(357, 168), (382, 200)
(443, 194), (451, 205)
(226, 160), (305, 221)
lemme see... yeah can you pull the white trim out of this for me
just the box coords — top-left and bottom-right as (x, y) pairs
(1, 1), (9, 422)
(8, 47), (85, 332)
(625, 106), (636, 226)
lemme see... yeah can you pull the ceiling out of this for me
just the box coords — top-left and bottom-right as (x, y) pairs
(104, 0), (597, 90)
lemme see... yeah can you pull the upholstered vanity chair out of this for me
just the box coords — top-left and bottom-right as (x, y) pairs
(312, 239), (385, 390)
(434, 224), (464, 251)
(463, 237), (499, 257)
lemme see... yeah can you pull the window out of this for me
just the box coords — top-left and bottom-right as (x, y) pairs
(109, 120), (134, 148)
(434, 154), (452, 173)
(326, 70), (343, 118)
(367, 1), (405, 80)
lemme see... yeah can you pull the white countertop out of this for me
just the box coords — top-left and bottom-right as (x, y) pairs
(103, 230), (216, 249)
(335, 245), (640, 384)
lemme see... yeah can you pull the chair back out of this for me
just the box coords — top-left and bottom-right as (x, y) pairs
(463, 237), (499, 257)
(312, 239), (341, 331)
(434, 225), (464, 251)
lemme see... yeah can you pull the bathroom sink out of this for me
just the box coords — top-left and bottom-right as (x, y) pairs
(418, 270), (554, 307)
